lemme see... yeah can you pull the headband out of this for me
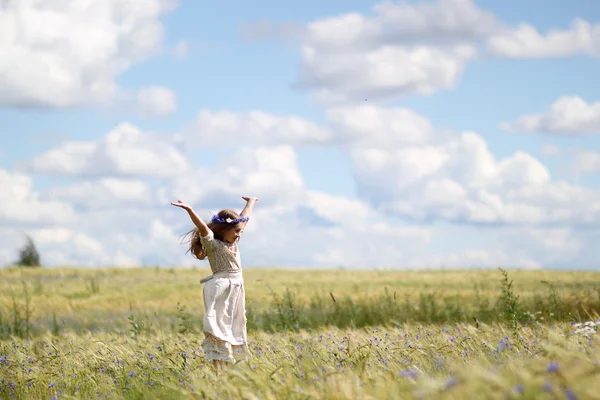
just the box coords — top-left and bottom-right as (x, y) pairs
(211, 215), (249, 224)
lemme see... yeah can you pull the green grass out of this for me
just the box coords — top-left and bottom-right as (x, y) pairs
(0, 266), (599, 399)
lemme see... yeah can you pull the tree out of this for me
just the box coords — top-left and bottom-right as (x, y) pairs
(18, 235), (41, 267)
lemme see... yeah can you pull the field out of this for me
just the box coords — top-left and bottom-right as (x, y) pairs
(1, 267), (599, 399)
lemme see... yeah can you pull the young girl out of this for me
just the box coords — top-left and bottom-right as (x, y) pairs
(171, 196), (258, 367)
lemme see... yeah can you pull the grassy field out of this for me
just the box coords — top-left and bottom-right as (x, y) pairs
(0, 266), (599, 399)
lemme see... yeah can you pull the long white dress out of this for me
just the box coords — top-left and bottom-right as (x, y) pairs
(199, 230), (249, 363)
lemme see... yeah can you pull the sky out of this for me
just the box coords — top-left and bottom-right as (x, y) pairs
(1, 0), (600, 270)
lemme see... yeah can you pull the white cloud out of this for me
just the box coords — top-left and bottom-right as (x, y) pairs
(135, 86), (177, 117)
(0, 169), (76, 224)
(337, 105), (600, 227)
(305, 191), (375, 224)
(488, 19), (600, 59)
(170, 145), (305, 208)
(187, 109), (332, 148)
(40, 178), (158, 210)
(0, 0), (176, 109)
(305, 0), (501, 50)
(299, 42), (476, 105)
(569, 149), (600, 175)
(502, 96), (600, 135)
(295, 0), (502, 104)
(4, 135), (600, 269)
(23, 123), (191, 178)
(326, 104), (436, 147)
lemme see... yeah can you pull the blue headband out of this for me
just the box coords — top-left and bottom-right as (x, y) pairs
(211, 215), (249, 224)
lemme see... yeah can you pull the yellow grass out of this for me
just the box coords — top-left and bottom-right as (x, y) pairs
(0, 267), (599, 399)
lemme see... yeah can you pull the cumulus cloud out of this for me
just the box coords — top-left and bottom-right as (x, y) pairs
(294, 0), (503, 104)
(0, 169), (76, 224)
(0, 0), (176, 109)
(502, 96), (600, 135)
(488, 19), (600, 59)
(22, 123), (191, 178)
(187, 109), (332, 148)
(39, 178), (159, 210)
(326, 104), (600, 227)
(170, 145), (305, 208)
(135, 86), (177, 117)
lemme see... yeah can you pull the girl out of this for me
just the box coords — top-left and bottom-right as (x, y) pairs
(171, 196), (258, 367)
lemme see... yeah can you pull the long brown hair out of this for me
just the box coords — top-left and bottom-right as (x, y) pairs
(183, 209), (243, 260)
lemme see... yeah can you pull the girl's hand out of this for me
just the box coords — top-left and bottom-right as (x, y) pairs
(242, 196), (258, 202)
(171, 200), (192, 210)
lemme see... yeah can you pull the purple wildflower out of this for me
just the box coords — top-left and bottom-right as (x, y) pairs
(542, 382), (552, 392)
(399, 368), (419, 379)
(546, 361), (559, 373)
(513, 384), (524, 394)
(565, 389), (579, 400)
(445, 377), (458, 389)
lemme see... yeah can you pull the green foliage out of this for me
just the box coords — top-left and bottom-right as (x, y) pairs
(0, 281), (33, 339)
(176, 302), (195, 335)
(498, 268), (521, 337)
(16, 235), (41, 267)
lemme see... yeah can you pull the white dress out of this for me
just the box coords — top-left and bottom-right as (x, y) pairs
(199, 230), (249, 363)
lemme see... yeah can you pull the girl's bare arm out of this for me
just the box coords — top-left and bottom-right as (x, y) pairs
(240, 196), (258, 219)
(171, 200), (211, 237)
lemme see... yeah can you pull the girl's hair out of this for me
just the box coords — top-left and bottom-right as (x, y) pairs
(183, 209), (244, 260)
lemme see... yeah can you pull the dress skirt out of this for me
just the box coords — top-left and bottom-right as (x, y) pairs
(201, 271), (249, 363)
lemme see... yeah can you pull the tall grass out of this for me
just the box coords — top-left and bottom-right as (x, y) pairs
(0, 268), (599, 337)
(0, 321), (598, 399)
(1, 267), (599, 399)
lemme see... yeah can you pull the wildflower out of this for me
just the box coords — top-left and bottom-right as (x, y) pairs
(399, 368), (419, 380)
(565, 389), (579, 400)
(542, 382), (552, 392)
(513, 384), (524, 394)
(497, 339), (509, 351)
(546, 361), (559, 373)
(48, 383), (55, 388)
(444, 377), (458, 389)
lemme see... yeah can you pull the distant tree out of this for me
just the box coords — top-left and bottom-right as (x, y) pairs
(18, 235), (41, 267)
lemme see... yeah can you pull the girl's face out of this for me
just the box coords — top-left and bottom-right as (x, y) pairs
(222, 225), (244, 244)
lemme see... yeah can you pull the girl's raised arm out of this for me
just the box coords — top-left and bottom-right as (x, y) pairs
(171, 200), (211, 237)
(240, 196), (258, 221)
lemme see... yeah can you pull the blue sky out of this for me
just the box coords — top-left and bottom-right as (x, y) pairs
(1, 0), (599, 269)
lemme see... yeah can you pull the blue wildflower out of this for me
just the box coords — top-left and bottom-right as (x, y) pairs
(445, 377), (458, 389)
(513, 384), (524, 394)
(565, 389), (579, 400)
(546, 361), (559, 373)
(542, 382), (552, 392)
(399, 368), (419, 379)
